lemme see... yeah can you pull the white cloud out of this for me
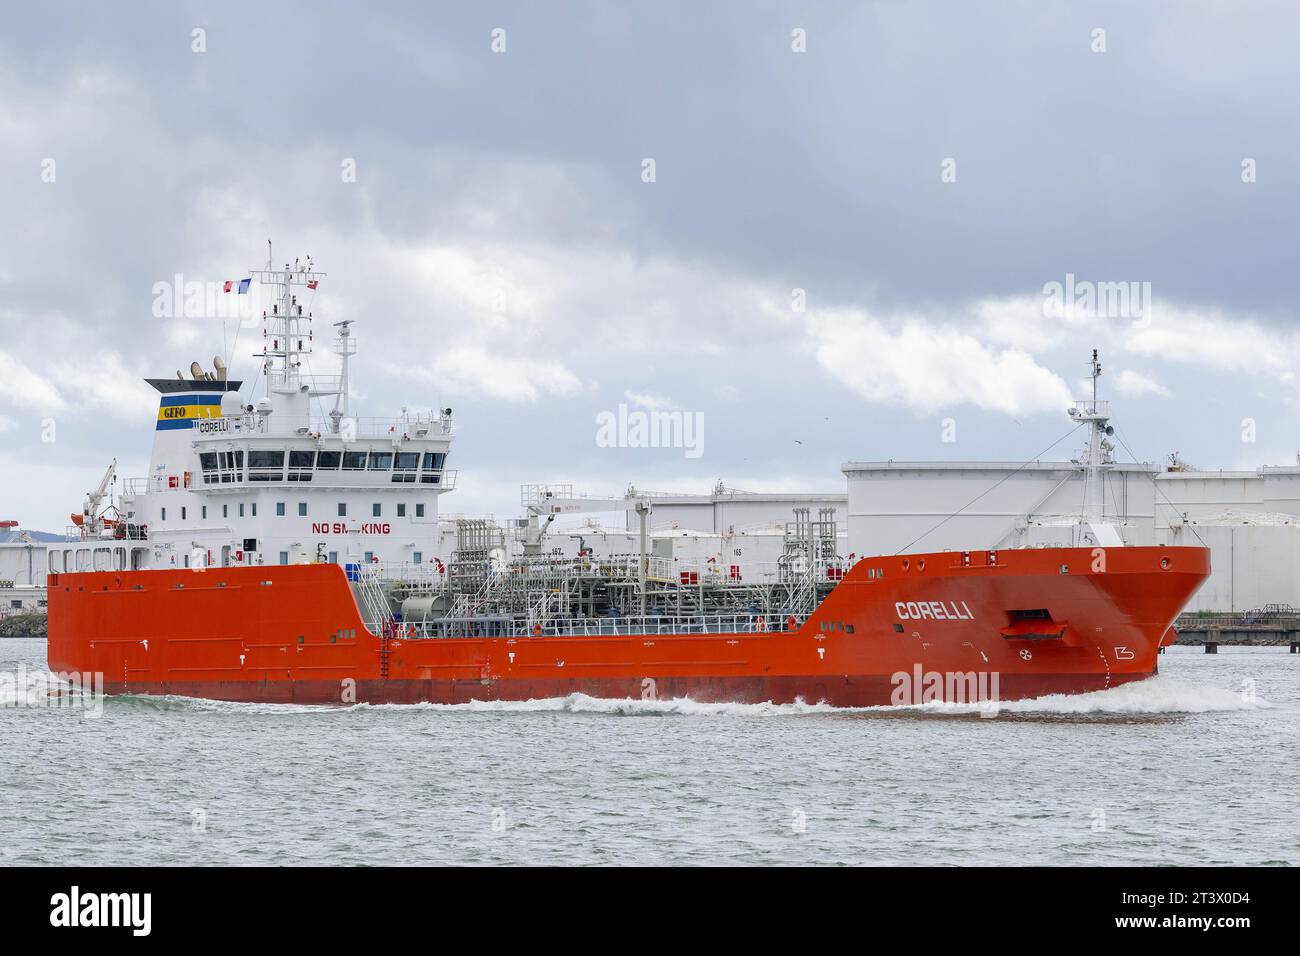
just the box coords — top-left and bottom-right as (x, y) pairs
(0, 346), (156, 423)
(0, 351), (67, 413)
(1125, 307), (1300, 380)
(805, 309), (1074, 415)
(424, 347), (584, 402)
(1114, 369), (1173, 398)
(623, 390), (677, 411)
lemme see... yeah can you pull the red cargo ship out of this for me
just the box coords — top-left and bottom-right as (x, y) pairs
(46, 255), (1209, 706)
(48, 546), (1205, 705)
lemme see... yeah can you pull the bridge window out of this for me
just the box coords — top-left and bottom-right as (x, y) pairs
(288, 450), (315, 482)
(369, 452), (393, 470)
(420, 452), (446, 484)
(317, 451), (342, 470)
(392, 451), (419, 482)
(342, 451), (367, 470)
(217, 450), (244, 483)
(248, 450), (284, 468)
(248, 449), (285, 481)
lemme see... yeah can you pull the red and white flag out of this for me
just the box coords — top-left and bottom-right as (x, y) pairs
(307, 280), (318, 290)
(223, 280), (233, 293)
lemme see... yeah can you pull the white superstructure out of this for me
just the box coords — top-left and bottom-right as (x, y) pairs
(49, 254), (455, 576)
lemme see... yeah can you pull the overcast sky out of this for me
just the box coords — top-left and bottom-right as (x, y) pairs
(4, 2), (1300, 532)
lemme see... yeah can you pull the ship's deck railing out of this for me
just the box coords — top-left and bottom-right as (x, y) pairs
(378, 554), (841, 589)
(1069, 399), (1112, 419)
(190, 414), (453, 441)
(267, 371), (343, 396)
(398, 611), (807, 640)
(61, 524), (148, 542)
(125, 469), (457, 494)
(1176, 608), (1300, 630)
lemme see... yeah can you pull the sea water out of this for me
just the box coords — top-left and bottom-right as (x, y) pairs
(0, 639), (1294, 866)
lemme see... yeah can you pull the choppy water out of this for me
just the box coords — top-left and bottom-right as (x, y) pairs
(1, 638), (1295, 865)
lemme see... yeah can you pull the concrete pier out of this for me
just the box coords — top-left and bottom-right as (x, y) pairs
(1176, 607), (1300, 648)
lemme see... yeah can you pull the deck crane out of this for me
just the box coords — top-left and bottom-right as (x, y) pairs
(522, 484), (653, 616)
(72, 458), (118, 538)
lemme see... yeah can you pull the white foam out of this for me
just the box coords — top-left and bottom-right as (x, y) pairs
(346, 676), (1271, 717)
(0, 668), (101, 710)
(42, 675), (1273, 718)
(352, 693), (842, 717)
(1001, 676), (1271, 714)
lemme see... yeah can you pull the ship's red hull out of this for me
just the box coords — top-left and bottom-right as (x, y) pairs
(47, 546), (1209, 707)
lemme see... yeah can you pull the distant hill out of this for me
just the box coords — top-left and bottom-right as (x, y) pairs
(1, 530), (65, 544)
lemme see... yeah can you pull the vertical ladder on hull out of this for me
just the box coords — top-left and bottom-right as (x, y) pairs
(378, 632), (391, 681)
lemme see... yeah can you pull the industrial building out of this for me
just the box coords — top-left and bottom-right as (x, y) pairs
(842, 459), (1300, 612)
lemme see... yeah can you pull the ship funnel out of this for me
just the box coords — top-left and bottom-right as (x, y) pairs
(213, 356), (228, 381)
(190, 361), (204, 380)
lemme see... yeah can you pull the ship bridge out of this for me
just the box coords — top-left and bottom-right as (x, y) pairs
(52, 250), (459, 575)
(126, 411), (456, 494)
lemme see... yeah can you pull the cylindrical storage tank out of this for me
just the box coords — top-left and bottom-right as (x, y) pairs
(400, 596), (439, 621)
